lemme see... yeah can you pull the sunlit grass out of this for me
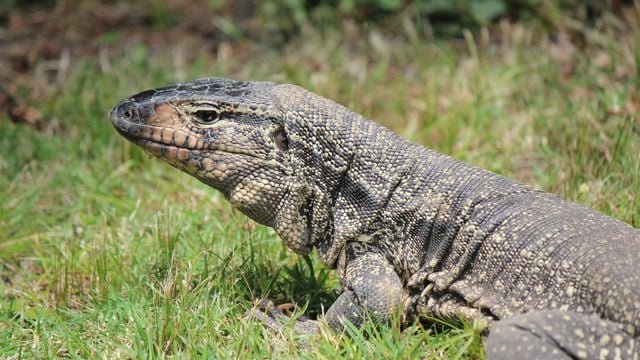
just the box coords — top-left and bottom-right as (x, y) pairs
(1, 16), (638, 359)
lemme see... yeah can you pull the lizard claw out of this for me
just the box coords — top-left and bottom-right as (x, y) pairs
(246, 298), (321, 334)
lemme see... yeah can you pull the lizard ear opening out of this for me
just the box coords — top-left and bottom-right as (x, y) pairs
(273, 125), (289, 152)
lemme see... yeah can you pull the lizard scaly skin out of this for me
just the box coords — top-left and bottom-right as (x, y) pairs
(110, 78), (640, 359)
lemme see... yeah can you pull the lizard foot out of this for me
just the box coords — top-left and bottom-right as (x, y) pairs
(246, 298), (321, 334)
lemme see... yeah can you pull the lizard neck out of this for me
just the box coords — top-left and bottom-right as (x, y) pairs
(272, 83), (531, 270)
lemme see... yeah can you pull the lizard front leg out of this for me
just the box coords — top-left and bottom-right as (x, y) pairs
(249, 242), (403, 334)
(324, 242), (403, 331)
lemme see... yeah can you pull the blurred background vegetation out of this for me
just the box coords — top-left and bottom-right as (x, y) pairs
(1, 0), (638, 358)
(1, 0), (636, 127)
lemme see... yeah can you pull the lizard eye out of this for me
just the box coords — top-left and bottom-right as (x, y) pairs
(193, 109), (220, 124)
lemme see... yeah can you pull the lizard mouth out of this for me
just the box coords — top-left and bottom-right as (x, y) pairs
(111, 118), (267, 160)
(109, 100), (265, 159)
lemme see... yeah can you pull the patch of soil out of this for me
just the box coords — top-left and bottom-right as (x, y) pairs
(0, 0), (258, 127)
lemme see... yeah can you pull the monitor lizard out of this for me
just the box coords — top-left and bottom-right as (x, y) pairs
(110, 77), (639, 359)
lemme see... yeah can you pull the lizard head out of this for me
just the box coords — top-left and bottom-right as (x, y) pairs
(109, 77), (321, 255)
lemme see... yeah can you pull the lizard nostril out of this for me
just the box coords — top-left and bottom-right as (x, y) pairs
(123, 109), (132, 119)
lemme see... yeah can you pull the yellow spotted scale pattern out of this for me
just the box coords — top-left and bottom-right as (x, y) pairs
(110, 78), (639, 359)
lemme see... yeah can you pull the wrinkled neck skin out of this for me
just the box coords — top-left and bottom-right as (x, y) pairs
(273, 84), (416, 268)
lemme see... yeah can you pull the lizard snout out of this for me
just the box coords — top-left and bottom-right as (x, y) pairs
(109, 99), (156, 141)
(110, 100), (142, 125)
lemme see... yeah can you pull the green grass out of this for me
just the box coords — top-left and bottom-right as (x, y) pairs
(1, 17), (639, 359)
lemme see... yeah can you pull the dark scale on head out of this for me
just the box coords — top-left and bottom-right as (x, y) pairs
(224, 89), (248, 97)
(129, 88), (158, 103)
